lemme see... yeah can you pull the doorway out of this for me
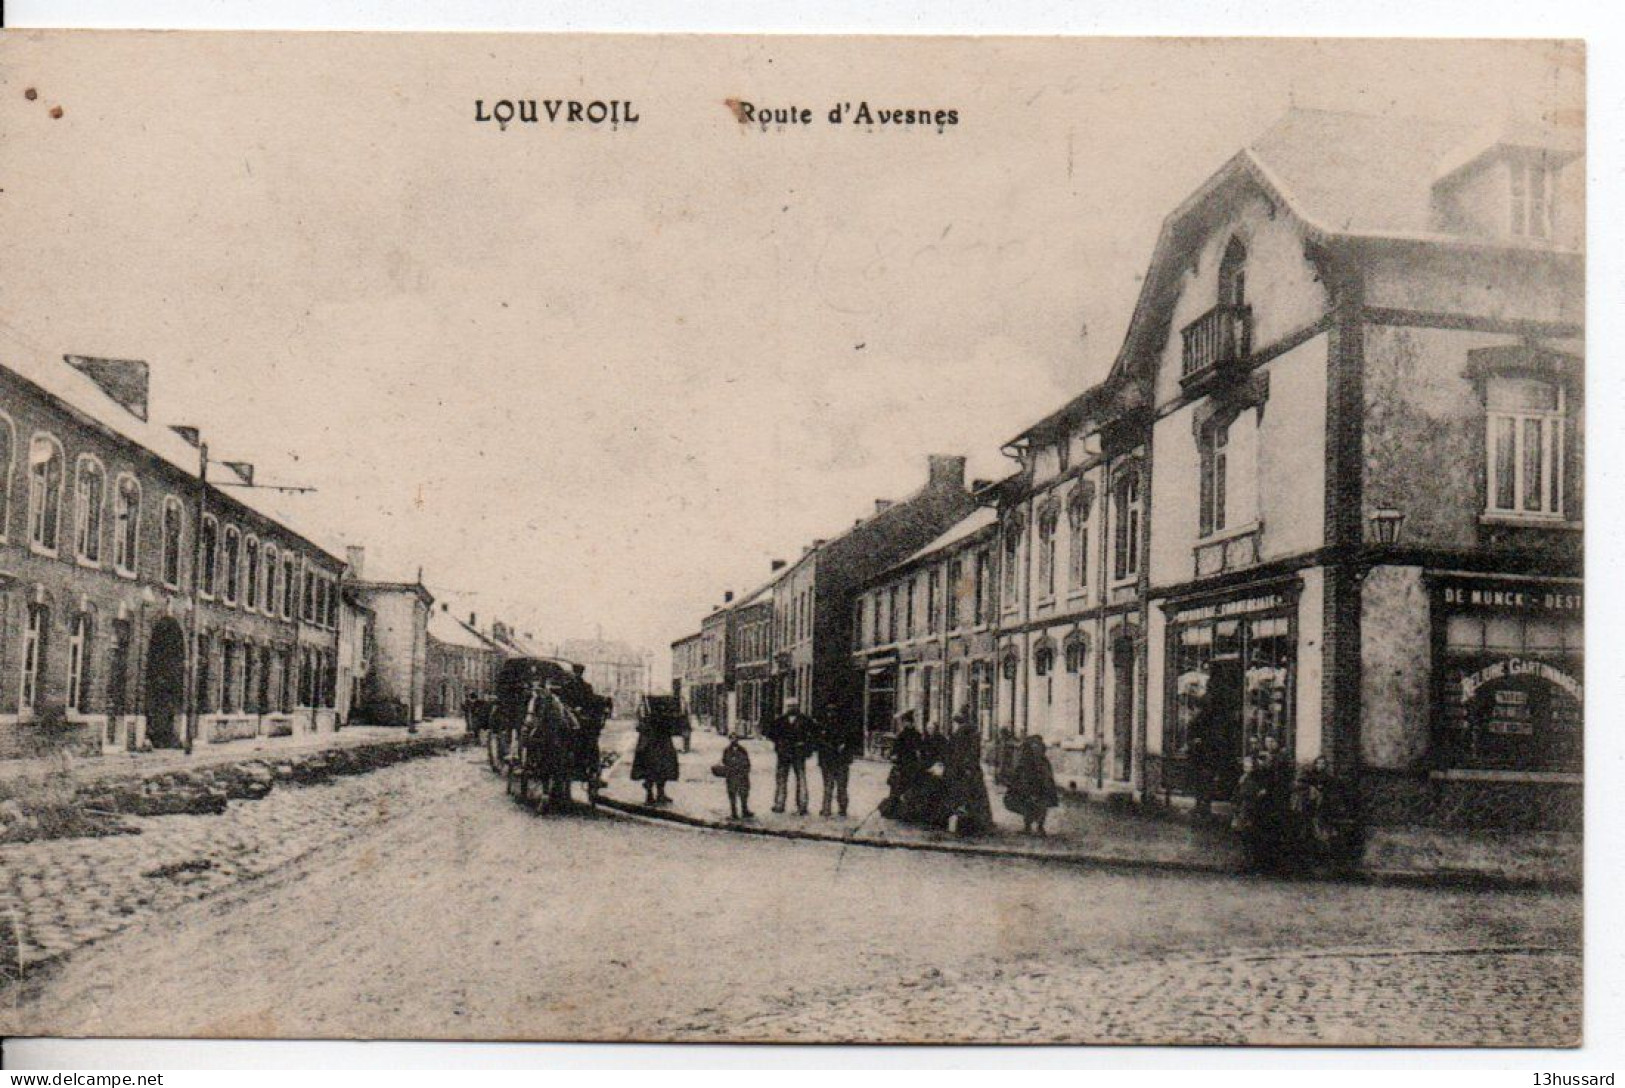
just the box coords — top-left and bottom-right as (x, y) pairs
(144, 616), (186, 748)
(1111, 634), (1136, 781)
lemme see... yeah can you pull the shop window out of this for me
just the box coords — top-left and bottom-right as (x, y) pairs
(27, 433), (65, 553)
(162, 497), (185, 588)
(74, 455), (106, 564)
(1486, 376), (1566, 518)
(113, 475), (141, 576)
(1436, 593), (1582, 773)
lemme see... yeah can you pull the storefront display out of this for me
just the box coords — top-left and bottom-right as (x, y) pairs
(1433, 575), (1582, 773)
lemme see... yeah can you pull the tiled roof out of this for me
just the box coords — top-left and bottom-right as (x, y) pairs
(882, 506), (997, 576)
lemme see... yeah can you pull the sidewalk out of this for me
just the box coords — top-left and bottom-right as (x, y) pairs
(601, 727), (1580, 891)
(0, 717), (469, 787)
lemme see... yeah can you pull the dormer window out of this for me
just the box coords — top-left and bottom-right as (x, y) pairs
(1510, 159), (1556, 240)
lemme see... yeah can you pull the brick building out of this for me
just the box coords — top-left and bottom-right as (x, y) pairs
(771, 454), (978, 736)
(425, 602), (502, 719)
(1, 346), (345, 758)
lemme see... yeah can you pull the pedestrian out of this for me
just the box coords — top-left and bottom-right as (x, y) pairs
(1234, 749), (1289, 872)
(1004, 734), (1060, 835)
(631, 698), (681, 806)
(815, 711), (863, 818)
(718, 733), (754, 819)
(763, 698), (814, 815)
(942, 713), (994, 837)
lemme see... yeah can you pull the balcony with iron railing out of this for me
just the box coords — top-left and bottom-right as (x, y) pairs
(1180, 303), (1253, 388)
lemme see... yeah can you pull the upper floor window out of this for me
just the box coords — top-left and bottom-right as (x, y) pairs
(244, 536), (260, 610)
(283, 555), (296, 618)
(1002, 519), (1022, 600)
(114, 475), (141, 576)
(946, 559), (963, 629)
(1199, 417), (1231, 537)
(1037, 503), (1059, 598)
(1510, 159), (1556, 240)
(1057, 439), (1071, 474)
(222, 525), (241, 604)
(200, 515), (219, 597)
(162, 497), (185, 588)
(1219, 236), (1247, 308)
(853, 597), (866, 648)
(887, 585), (900, 643)
(264, 544), (279, 613)
(27, 433), (65, 553)
(1487, 376), (1566, 517)
(74, 456), (106, 564)
(0, 413), (14, 541)
(926, 569), (940, 634)
(905, 578), (917, 638)
(975, 549), (992, 624)
(1067, 484), (1092, 589)
(1112, 464), (1143, 582)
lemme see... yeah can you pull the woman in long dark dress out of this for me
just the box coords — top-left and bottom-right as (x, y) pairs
(942, 720), (995, 836)
(631, 705), (681, 805)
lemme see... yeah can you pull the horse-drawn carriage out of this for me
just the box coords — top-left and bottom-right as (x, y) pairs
(485, 657), (611, 809)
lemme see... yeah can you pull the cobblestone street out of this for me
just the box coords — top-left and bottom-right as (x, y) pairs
(1, 746), (1582, 1045)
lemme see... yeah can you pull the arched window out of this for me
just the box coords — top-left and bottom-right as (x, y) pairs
(1067, 483), (1093, 589)
(1034, 644), (1055, 677)
(27, 433), (65, 553)
(1199, 416), (1232, 537)
(20, 603), (49, 711)
(162, 497), (185, 588)
(244, 536), (260, 610)
(67, 610), (94, 715)
(1112, 463), (1143, 582)
(75, 455), (106, 563)
(1064, 634), (1088, 675)
(1002, 514), (1024, 598)
(1219, 236), (1247, 308)
(1037, 503), (1059, 598)
(200, 515), (219, 597)
(114, 474), (141, 575)
(222, 525), (241, 604)
(264, 544), (279, 613)
(0, 412), (15, 542)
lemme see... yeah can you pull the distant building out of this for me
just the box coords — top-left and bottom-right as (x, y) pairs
(772, 454), (978, 734)
(346, 549), (433, 726)
(556, 637), (650, 718)
(336, 584), (373, 728)
(670, 630), (702, 717)
(426, 602), (502, 719)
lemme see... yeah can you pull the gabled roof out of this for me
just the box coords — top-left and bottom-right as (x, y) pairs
(0, 333), (345, 564)
(428, 606), (494, 651)
(879, 506), (998, 580)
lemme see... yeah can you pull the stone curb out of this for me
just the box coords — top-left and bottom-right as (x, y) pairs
(593, 796), (1581, 895)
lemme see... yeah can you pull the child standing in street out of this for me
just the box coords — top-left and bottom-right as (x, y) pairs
(720, 733), (754, 820)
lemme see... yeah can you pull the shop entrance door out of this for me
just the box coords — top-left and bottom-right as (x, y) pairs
(1111, 636), (1136, 781)
(1206, 657), (1245, 800)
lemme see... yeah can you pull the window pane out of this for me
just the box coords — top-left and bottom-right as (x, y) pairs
(1523, 417), (1545, 511)
(1525, 618), (1563, 651)
(1493, 416), (1516, 509)
(1483, 615), (1523, 652)
(1445, 614), (1484, 650)
(1489, 378), (1559, 412)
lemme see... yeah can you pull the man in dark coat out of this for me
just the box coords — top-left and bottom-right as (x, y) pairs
(763, 699), (815, 815)
(814, 710), (864, 818)
(943, 718), (995, 836)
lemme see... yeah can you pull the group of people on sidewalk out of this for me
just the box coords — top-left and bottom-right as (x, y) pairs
(728, 699), (864, 819)
(879, 710), (1060, 838)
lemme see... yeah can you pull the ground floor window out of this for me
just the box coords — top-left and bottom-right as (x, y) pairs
(1165, 586), (1297, 794)
(20, 604), (48, 712)
(1434, 576), (1582, 773)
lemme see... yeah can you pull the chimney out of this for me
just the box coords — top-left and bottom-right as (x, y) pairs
(927, 454), (967, 490)
(874, 499), (894, 515)
(469, 612), (478, 628)
(724, 590), (735, 604)
(171, 425), (201, 448)
(66, 355), (150, 421)
(771, 559), (787, 572)
(345, 545), (366, 579)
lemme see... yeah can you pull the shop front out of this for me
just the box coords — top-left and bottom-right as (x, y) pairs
(1431, 574), (1582, 777)
(1156, 579), (1299, 801)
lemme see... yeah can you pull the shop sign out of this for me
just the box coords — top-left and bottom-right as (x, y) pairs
(1458, 657), (1583, 705)
(1169, 590), (1291, 626)
(1437, 576), (1582, 615)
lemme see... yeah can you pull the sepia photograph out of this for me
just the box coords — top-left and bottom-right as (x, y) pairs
(0, 29), (1587, 1048)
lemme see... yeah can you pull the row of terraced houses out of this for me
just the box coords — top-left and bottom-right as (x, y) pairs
(673, 109), (1582, 832)
(0, 339), (540, 759)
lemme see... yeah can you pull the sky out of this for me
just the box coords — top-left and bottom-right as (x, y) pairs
(0, 34), (1579, 680)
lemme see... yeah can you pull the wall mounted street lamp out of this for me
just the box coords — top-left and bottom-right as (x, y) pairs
(1369, 507), (1406, 547)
